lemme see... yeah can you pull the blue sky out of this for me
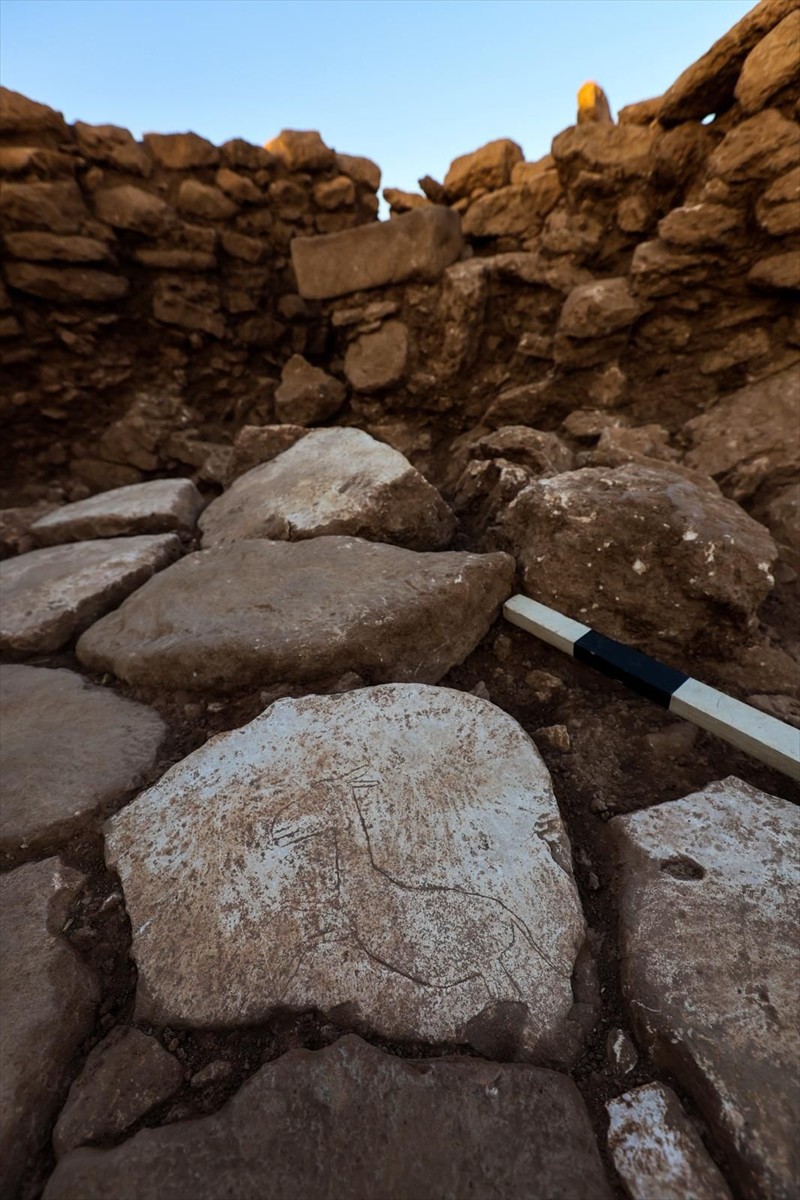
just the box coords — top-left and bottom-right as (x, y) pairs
(2, 0), (753, 199)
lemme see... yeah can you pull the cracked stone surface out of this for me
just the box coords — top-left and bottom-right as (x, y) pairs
(198, 428), (455, 550)
(44, 1036), (612, 1200)
(0, 665), (166, 853)
(29, 479), (204, 546)
(53, 1026), (184, 1157)
(613, 778), (800, 1200)
(0, 858), (99, 1200)
(0, 533), (181, 656)
(76, 537), (514, 692)
(104, 685), (588, 1060)
(607, 1082), (733, 1200)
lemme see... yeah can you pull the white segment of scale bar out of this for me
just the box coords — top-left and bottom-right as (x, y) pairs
(503, 595), (590, 656)
(670, 678), (800, 782)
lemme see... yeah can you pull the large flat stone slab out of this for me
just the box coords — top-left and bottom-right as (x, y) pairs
(198, 428), (455, 550)
(29, 479), (204, 547)
(0, 665), (166, 853)
(1, 858), (99, 1200)
(613, 778), (800, 1200)
(76, 537), (514, 692)
(44, 1035), (612, 1200)
(0, 534), (181, 656)
(291, 205), (463, 300)
(103, 684), (587, 1060)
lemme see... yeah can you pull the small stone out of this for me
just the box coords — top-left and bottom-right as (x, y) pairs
(190, 1060), (233, 1089)
(1, 858), (98, 1198)
(0, 534), (182, 656)
(535, 725), (571, 753)
(177, 179), (237, 221)
(607, 1083), (733, 1200)
(493, 634), (512, 662)
(605, 1028), (638, 1074)
(524, 671), (564, 702)
(273, 354), (346, 425)
(344, 320), (408, 392)
(0, 665), (165, 852)
(30, 480), (203, 546)
(472, 427), (574, 476)
(4, 262), (129, 303)
(708, 108), (798, 184)
(755, 167), (800, 236)
(53, 1027), (183, 1157)
(577, 81), (613, 124)
(74, 121), (151, 175)
(558, 277), (643, 339)
(470, 680), (491, 700)
(335, 152), (381, 192)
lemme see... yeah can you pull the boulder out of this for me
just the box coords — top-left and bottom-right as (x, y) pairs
(264, 129), (336, 172)
(1, 859), (98, 1199)
(683, 366), (800, 501)
(273, 354), (346, 425)
(735, 8), (800, 113)
(75, 537), (515, 692)
(613, 778), (800, 1200)
(4, 262), (129, 303)
(0, 86), (69, 138)
(142, 131), (219, 169)
(657, 203), (743, 248)
(0, 534), (181, 656)
(607, 1083), (733, 1200)
(471, 427), (574, 475)
(444, 138), (524, 201)
(199, 428), (455, 550)
(656, 0), (797, 123)
(216, 167), (261, 203)
(53, 1027), (183, 1157)
(44, 1036), (611, 1200)
(551, 124), (656, 183)
(0, 665), (165, 853)
(344, 320), (408, 391)
(291, 206), (463, 300)
(102, 684), (587, 1061)
(748, 251), (800, 291)
(558, 277), (642, 338)
(500, 463), (777, 659)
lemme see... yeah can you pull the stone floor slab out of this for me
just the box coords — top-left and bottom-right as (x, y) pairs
(104, 684), (587, 1060)
(0, 664), (166, 853)
(76, 536), (514, 692)
(30, 479), (204, 546)
(0, 533), (181, 656)
(44, 1035), (612, 1200)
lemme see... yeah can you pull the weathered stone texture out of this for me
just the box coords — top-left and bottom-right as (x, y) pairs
(30, 479), (203, 546)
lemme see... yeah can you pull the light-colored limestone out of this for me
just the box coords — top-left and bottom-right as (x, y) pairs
(30, 479), (203, 546)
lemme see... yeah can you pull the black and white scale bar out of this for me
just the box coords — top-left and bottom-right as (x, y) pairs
(503, 594), (800, 782)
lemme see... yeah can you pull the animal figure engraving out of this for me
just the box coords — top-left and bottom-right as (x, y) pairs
(269, 765), (564, 999)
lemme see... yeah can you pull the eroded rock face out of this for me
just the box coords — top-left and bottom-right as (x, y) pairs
(199, 429), (455, 550)
(30, 479), (203, 546)
(103, 685), (587, 1059)
(44, 1036), (612, 1200)
(613, 778), (800, 1200)
(0, 665), (165, 853)
(291, 206), (463, 300)
(53, 1027), (183, 1157)
(0, 534), (182, 656)
(76, 537), (515, 692)
(607, 1083), (733, 1200)
(0, 858), (99, 1199)
(500, 463), (777, 659)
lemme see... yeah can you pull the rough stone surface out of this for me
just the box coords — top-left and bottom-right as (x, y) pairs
(607, 1083), (733, 1200)
(657, 0), (797, 123)
(199, 428), (455, 550)
(0, 534), (182, 656)
(0, 665), (165, 852)
(707, 109), (799, 184)
(291, 206), (463, 300)
(4, 262), (129, 303)
(264, 129), (335, 172)
(103, 684), (587, 1059)
(273, 354), (346, 425)
(53, 1026), (183, 1157)
(93, 185), (175, 235)
(748, 251), (800, 291)
(76, 538), (515, 692)
(30, 479), (203, 546)
(684, 366), (800, 500)
(225, 424), (308, 482)
(462, 177), (561, 239)
(735, 9), (800, 113)
(755, 166), (800, 236)
(558, 278), (643, 339)
(658, 202), (743, 248)
(471, 427), (574, 476)
(44, 1036), (612, 1200)
(142, 131), (219, 169)
(613, 778), (800, 1200)
(444, 138), (524, 200)
(500, 463), (777, 658)
(0, 858), (99, 1200)
(344, 319), (409, 391)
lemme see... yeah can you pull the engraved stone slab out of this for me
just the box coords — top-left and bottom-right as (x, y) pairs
(105, 685), (587, 1060)
(1, 858), (99, 1200)
(44, 1036), (612, 1200)
(613, 778), (800, 1200)
(198, 428), (455, 550)
(30, 479), (204, 547)
(0, 665), (166, 853)
(76, 537), (514, 693)
(607, 1083), (733, 1200)
(0, 534), (181, 656)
